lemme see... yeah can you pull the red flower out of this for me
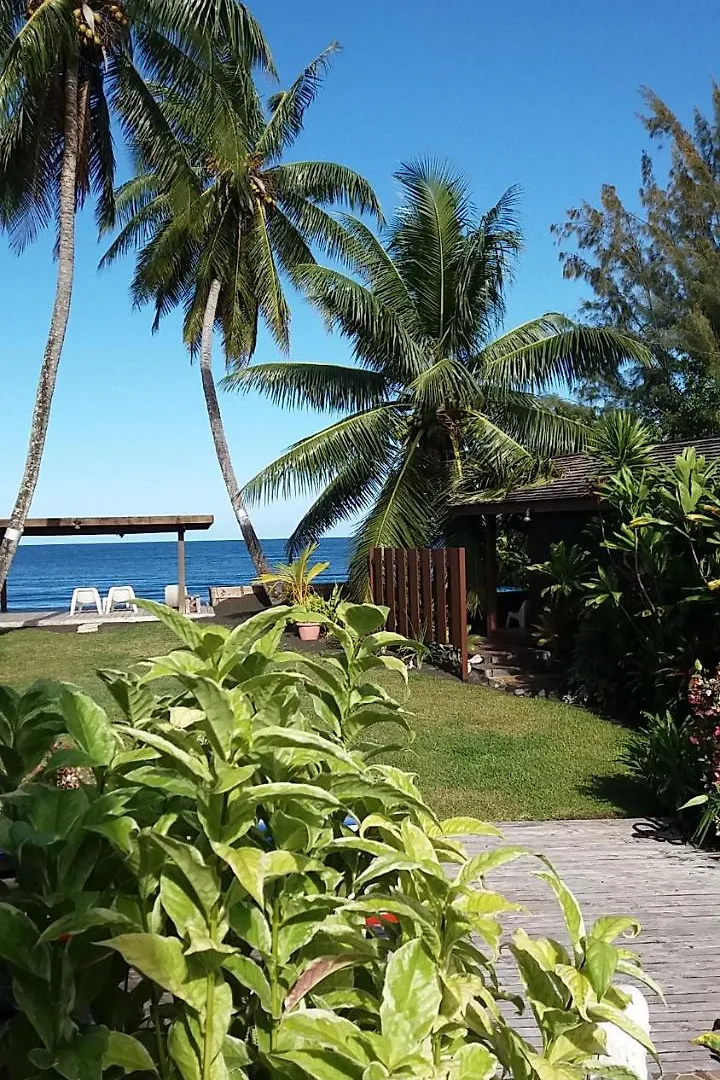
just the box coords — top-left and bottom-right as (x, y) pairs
(365, 912), (400, 928)
(57, 933), (72, 944)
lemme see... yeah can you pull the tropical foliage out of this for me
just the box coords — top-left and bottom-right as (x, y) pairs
(533, 415), (720, 721)
(229, 160), (650, 590)
(102, 43), (379, 576)
(0, 0), (272, 589)
(0, 600), (659, 1079)
(253, 541), (330, 606)
(554, 84), (720, 438)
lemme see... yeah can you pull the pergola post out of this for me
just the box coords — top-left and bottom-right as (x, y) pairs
(177, 528), (186, 613)
(485, 513), (498, 635)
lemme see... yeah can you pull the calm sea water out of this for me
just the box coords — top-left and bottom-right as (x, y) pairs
(6, 538), (351, 611)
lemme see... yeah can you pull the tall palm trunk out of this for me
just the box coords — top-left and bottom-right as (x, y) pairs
(200, 278), (271, 578)
(0, 53), (81, 593)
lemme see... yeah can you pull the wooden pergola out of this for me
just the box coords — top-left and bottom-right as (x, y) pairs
(0, 515), (213, 613)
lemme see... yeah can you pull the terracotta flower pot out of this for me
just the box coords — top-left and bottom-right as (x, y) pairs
(297, 622), (321, 642)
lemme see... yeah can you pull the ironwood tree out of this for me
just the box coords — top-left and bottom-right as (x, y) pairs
(553, 84), (720, 438)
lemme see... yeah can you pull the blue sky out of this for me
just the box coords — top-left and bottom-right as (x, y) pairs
(2, 0), (719, 542)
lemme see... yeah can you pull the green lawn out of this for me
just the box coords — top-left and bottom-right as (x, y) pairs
(0, 624), (640, 820)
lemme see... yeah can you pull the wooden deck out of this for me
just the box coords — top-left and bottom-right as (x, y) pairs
(467, 819), (720, 1075)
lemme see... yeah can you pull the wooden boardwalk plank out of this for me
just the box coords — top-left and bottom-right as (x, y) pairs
(462, 819), (719, 1074)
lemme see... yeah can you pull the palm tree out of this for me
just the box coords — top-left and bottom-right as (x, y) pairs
(102, 46), (380, 576)
(0, 0), (272, 592)
(227, 161), (652, 589)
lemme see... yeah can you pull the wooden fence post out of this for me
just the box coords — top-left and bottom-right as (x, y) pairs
(448, 547), (469, 682)
(432, 549), (448, 644)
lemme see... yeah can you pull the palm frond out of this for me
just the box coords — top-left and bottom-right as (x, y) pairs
(482, 317), (654, 390)
(225, 361), (391, 413)
(408, 356), (481, 412)
(257, 44), (339, 161)
(292, 263), (423, 378)
(391, 158), (470, 344)
(346, 437), (444, 593)
(246, 202), (290, 352)
(242, 405), (399, 503)
(287, 458), (381, 558)
(271, 160), (380, 218)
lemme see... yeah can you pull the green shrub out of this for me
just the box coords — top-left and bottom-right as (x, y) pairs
(533, 426), (720, 721)
(0, 600), (659, 1080)
(622, 711), (703, 815)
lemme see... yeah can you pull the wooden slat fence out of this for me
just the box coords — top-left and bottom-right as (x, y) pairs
(369, 547), (469, 681)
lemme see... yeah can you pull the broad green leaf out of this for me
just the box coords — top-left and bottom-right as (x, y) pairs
(456, 890), (523, 916)
(588, 1003), (658, 1060)
(191, 679), (235, 758)
(39, 906), (134, 944)
(103, 1031), (158, 1075)
(254, 727), (360, 771)
(102, 933), (206, 1009)
(615, 959), (665, 1002)
(342, 604), (387, 635)
(441, 817), (502, 837)
(458, 845), (530, 885)
(693, 1032), (720, 1053)
(374, 654), (409, 685)
(536, 868), (585, 950)
(523, 1049), (585, 1080)
(124, 766), (197, 799)
(222, 954), (272, 1011)
(229, 904), (272, 955)
(117, 726), (211, 781)
(169, 1017), (201, 1080)
(555, 965), (597, 1018)
(354, 852), (445, 889)
(59, 688), (117, 767)
(451, 1044), (498, 1080)
(13, 971), (56, 1048)
(135, 598), (206, 647)
(160, 872), (209, 940)
(380, 940), (441, 1068)
(590, 916), (640, 943)
(236, 782), (340, 807)
(277, 1009), (372, 1064)
(583, 938), (618, 998)
(0, 904), (49, 977)
(149, 834), (220, 917)
(269, 1048), (365, 1080)
(213, 762), (255, 794)
(213, 843), (266, 907)
(223, 1035), (253, 1073)
(400, 819), (438, 863)
(510, 937), (566, 1013)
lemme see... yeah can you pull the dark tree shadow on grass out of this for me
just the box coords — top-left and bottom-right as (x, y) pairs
(581, 772), (656, 818)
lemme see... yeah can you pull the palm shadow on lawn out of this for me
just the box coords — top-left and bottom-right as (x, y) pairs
(580, 771), (652, 817)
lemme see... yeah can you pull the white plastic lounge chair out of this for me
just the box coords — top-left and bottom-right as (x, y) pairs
(164, 584), (187, 610)
(506, 599), (529, 629)
(69, 587), (103, 615)
(104, 585), (138, 614)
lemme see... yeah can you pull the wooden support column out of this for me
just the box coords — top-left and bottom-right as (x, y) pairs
(177, 528), (186, 613)
(485, 513), (498, 635)
(0, 579), (7, 613)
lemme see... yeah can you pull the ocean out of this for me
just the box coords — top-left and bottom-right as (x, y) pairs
(5, 537), (352, 611)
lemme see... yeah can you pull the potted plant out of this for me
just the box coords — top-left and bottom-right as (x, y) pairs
(254, 542), (330, 640)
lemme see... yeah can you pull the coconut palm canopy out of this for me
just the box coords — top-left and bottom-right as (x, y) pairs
(0, 0), (272, 246)
(228, 160), (652, 587)
(102, 43), (380, 364)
